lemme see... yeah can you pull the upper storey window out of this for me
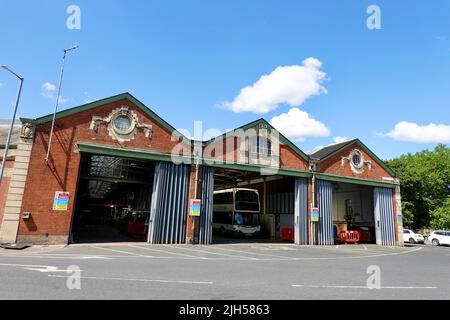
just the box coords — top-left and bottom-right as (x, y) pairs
(250, 136), (272, 156)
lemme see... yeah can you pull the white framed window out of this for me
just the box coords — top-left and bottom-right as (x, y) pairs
(250, 136), (272, 156)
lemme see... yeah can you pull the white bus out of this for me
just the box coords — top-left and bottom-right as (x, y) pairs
(213, 188), (261, 237)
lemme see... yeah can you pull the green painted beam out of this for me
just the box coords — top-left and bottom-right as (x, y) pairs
(207, 161), (311, 178)
(77, 141), (398, 188)
(77, 141), (191, 163)
(315, 172), (398, 189)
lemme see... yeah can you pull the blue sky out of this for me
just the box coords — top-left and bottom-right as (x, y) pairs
(0, 0), (449, 160)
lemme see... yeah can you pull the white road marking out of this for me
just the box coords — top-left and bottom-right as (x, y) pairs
(0, 245), (423, 262)
(166, 245), (259, 260)
(254, 246), (295, 251)
(48, 275), (213, 285)
(0, 262), (58, 269)
(91, 246), (148, 257)
(126, 244), (207, 259)
(34, 254), (110, 260)
(0, 254), (113, 260)
(0, 262), (74, 273)
(289, 246), (423, 261)
(292, 284), (437, 289)
(212, 246), (295, 260)
(23, 266), (75, 273)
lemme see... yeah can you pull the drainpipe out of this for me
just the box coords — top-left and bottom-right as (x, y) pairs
(192, 145), (201, 244)
(194, 157), (200, 198)
(311, 173), (316, 245)
(309, 157), (319, 246)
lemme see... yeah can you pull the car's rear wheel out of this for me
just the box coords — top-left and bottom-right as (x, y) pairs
(409, 238), (415, 244)
(432, 239), (440, 246)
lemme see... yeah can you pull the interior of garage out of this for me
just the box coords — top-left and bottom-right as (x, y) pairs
(331, 182), (376, 244)
(211, 167), (296, 244)
(70, 154), (155, 243)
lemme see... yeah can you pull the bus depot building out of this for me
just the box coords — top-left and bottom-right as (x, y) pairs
(0, 93), (404, 246)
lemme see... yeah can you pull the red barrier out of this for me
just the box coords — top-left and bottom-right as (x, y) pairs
(281, 227), (294, 242)
(358, 230), (372, 242)
(340, 230), (360, 243)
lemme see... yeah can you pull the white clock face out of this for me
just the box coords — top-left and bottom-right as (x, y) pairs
(113, 115), (132, 133)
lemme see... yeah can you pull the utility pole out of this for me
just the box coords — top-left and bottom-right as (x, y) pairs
(45, 45), (79, 163)
(0, 65), (24, 187)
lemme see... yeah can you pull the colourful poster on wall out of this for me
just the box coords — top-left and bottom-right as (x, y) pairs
(311, 207), (320, 222)
(189, 199), (201, 217)
(53, 192), (70, 211)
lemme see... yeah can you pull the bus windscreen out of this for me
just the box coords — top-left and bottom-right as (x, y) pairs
(234, 190), (260, 212)
(234, 212), (260, 226)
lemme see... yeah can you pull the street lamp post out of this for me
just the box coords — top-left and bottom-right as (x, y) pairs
(45, 45), (79, 163)
(0, 65), (24, 187)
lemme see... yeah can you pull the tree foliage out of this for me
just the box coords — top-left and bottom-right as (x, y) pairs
(386, 144), (450, 229)
(430, 199), (450, 230)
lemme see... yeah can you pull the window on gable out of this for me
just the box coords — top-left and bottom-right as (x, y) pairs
(250, 136), (272, 156)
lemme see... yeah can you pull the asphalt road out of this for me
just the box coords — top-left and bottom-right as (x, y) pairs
(0, 242), (448, 300)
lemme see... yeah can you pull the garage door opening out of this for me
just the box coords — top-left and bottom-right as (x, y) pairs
(70, 154), (154, 243)
(211, 168), (298, 244)
(331, 182), (376, 244)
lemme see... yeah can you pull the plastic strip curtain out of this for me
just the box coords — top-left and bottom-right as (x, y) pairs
(294, 178), (308, 245)
(317, 180), (334, 245)
(148, 162), (189, 244)
(374, 187), (396, 246)
(198, 166), (214, 245)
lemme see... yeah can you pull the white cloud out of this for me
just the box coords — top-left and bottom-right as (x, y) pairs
(42, 82), (56, 99)
(0, 82), (3, 87)
(41, 82), (69, 104)
(270, 107), (330, 142)
(386, 121), (450, 143)
(222, 57), (328, 114)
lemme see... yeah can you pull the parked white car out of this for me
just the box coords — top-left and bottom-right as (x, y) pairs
(428, 231), (450, 246)
(402, 229), (425, 244)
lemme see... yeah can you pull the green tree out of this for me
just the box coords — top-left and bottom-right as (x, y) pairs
(386, 144), (450, 229)
(430, 199), (450, 230)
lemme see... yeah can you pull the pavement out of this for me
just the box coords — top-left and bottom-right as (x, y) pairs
(0, 242), (448, 300)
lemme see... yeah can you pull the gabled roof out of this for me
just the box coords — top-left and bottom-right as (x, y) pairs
(21, 92), (190, 141)
(205, 118), (309, 161)
(310, 138), (397, 178)
(310, 139), (359, 160)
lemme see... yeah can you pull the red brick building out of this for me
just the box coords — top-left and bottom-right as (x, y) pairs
(0, 93), (403, 246)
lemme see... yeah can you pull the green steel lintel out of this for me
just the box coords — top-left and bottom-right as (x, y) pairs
(77, 141), (398, 188)
(315, 172), (398, 189)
